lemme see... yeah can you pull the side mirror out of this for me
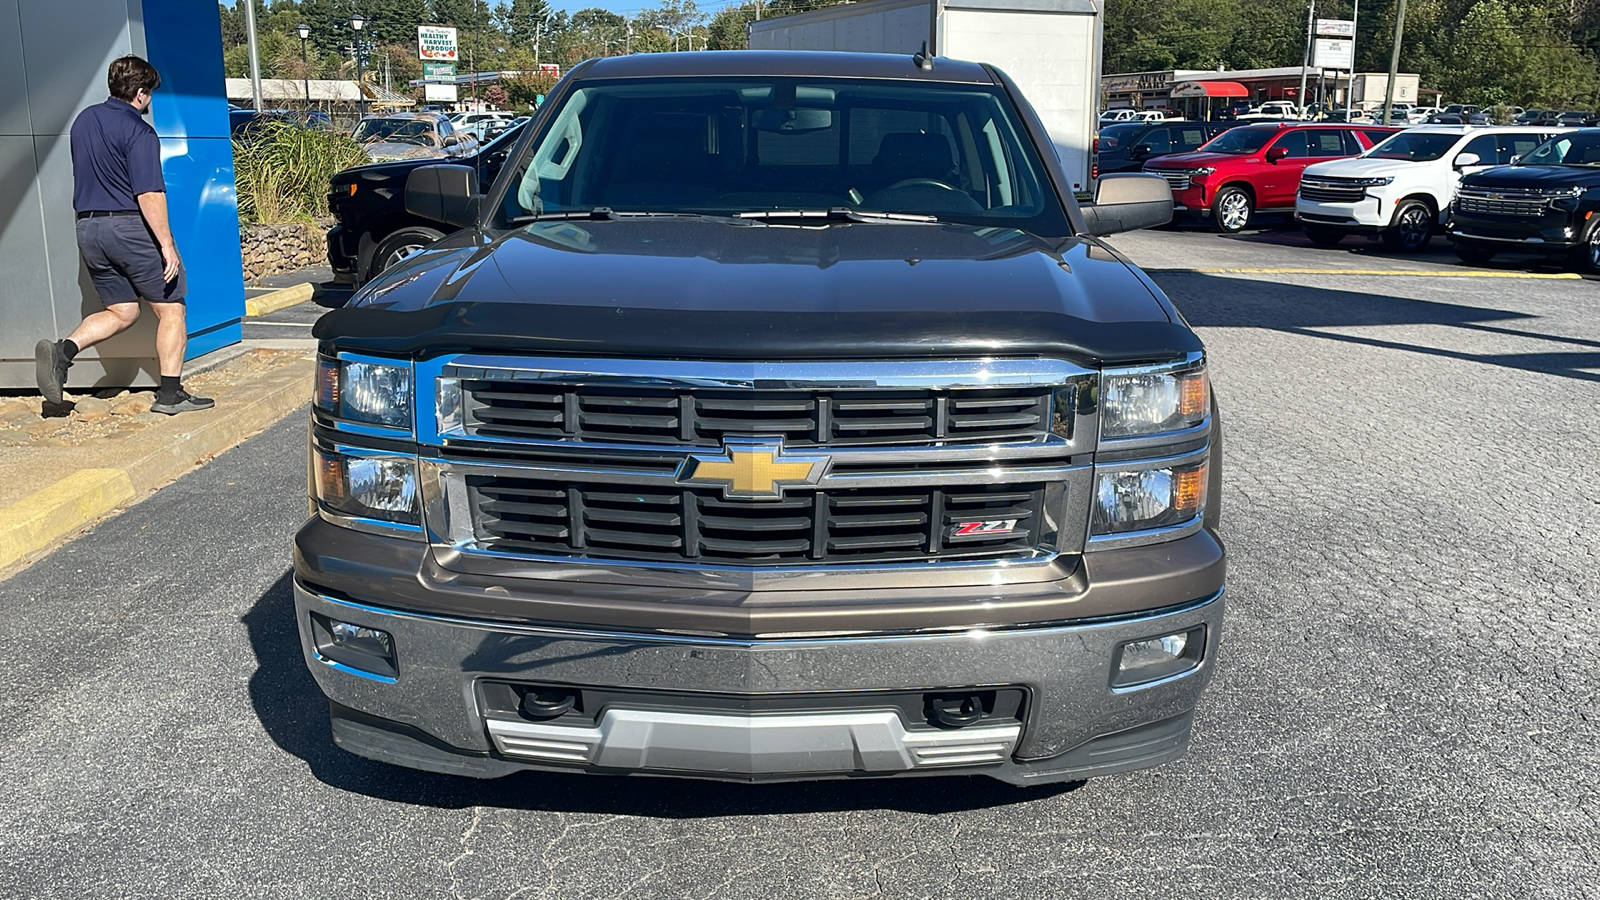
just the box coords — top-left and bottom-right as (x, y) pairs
(1453, 151), (1481, 168)
(1265, 146), (1289, 163)
(405, 164), (480, 228)
(1130, 144), (1152, 159)
(1508, 154), (1521, 164)
(1080, 173), (1174, 237)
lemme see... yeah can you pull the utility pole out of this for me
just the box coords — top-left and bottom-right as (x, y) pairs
(1381, 0), (1406, 127)
(626, 20), (633, 54)
(244, 0), (264, 111)
(755, 0), (761, 20)
(535, 20), (541, 66)
(1297, 0), (1314, 118)
(1349, 0), (1360, 113)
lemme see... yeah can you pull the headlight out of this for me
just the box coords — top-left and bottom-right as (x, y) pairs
(1190, 166), (1215, 176)
(1353, 176), (1394, 187)
(316, 355), (413, 430)
(1099, 359), (1209, 440)
(1092, 457), (1207, 535)
(315, 447), (420, 525)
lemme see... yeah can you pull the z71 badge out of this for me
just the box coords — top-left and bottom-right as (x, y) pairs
(950, 519), (1020, 538)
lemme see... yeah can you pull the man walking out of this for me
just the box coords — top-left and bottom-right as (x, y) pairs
(35, 55), (213, 415)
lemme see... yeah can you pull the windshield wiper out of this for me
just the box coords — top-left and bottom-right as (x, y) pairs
(734, 208), (939, 224)
(510, 208), (719, 224)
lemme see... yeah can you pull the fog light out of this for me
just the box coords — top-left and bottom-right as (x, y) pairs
(1112, 626), (1204, 688)
(311, 613), (397, 681)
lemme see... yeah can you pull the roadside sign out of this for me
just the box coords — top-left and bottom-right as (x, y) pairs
(424, 83), (458, 102)
(418, 25), (458, 62)
(423, 62), (456, 81)
(1316, 18), (1355, 37)
(1314, 37), (1353, 69)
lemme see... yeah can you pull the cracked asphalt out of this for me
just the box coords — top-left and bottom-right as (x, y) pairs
(1, 226), (1596, 898)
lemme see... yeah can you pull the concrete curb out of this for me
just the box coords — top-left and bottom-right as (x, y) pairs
(0, 364), (311, 572)
(245, 282), (314, 317)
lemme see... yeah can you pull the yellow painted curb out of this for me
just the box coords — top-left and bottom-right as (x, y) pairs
(245, 282), (315, 317)
(0, 469), (136, 570)
(1189, 267), (1583, 279)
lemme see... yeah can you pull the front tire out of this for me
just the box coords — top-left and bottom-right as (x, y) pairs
(1303, 224), (1346, 246)
(1569, 220), (1600, 274)
(366, 226), (447, 283)
(1382, 200), (1434, 253)
(1453, 241), (1496, 265)
(1211, 187), (1253, 233)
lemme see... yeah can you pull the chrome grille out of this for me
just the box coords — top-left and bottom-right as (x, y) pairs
(1456, 187), (1557, 217)
(1149, 170), (1191, 191)
(461, 381), (1053, 447)
(468, 475), (1045, 566)
(1298, 178), (1367, 203)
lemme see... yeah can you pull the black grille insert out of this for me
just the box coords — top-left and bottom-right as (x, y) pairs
(469, 475), (1047, 565)
(461, 382), (1052, 447)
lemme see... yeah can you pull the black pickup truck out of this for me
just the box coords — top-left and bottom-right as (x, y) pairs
(1448, 127), (1600, 271)
(299, 50), (1224, 786)
(325, 122), (526, 285)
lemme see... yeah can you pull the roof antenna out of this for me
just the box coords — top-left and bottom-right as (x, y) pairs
(913, 41), (934, 71)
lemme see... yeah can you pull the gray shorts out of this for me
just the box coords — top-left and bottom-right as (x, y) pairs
(76, 214), (187, 306)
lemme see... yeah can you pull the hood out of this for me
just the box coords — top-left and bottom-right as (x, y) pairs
(1144, 150), (1249, 169)
(316, 219), (1200, 365)
(362, 142), (444, 162)
(1463, 164), (1600, 189)
(1303, 157), (1412, 179)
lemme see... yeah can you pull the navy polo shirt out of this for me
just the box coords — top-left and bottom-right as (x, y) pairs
(70, 98), (165, 212)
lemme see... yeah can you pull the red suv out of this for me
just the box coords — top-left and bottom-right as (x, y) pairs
(1143, 123), (1400, 232)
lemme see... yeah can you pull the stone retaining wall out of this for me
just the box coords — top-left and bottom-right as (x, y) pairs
(240, 222), (325, 282)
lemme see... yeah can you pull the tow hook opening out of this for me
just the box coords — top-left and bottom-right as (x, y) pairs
(520, 687), (580, 720)
(924, 691), (996, 729)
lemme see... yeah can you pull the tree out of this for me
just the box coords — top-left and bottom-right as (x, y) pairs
(482, 83), (509, 108)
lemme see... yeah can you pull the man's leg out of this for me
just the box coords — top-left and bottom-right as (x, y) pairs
(148, 301), (213, 415)
(35, 302), (140, 405)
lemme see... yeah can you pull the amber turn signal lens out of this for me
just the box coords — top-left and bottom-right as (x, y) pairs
(1174, 463), (1206, 514)
(1178, 372), (1209, 419)
(315, 356), (340, 411)
(316, 450), (346, 504)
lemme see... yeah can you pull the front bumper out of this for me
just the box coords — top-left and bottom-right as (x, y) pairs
(326, 224), (359, 283)
(1296, 195), (1390, 230)
(1448, 209), (1578, 250)
(295, 581), (1224, 784)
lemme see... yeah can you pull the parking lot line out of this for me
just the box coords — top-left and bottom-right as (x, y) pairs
(1166, 267), (1583, 279)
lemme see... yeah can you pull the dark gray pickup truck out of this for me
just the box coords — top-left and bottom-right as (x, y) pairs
(298, 50), (1224, 785)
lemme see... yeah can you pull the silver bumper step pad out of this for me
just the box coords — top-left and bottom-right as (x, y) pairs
(486, 708), (1022, 775)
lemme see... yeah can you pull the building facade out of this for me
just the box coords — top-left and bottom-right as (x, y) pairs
(0, 0), (242, 390)
(1102, 67), (1425, 116)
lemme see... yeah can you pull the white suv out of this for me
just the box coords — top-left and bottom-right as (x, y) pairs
(1295, 125), (1556, 252)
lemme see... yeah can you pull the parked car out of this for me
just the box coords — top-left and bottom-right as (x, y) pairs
(1555, 111), (1592, 128)
(1096, 119), (1239, 176)
(1098, 108), (1139, 124)
(1296, 125), (1557, 252)
(1410, 106), (1441, 123)
(450, 111), (513, 130)
(1238, 101), (1302, 120)
(1215, 101), (1255, 121)
(229, 108), (332, 140)
(326, 120), (526, 284)
(1143, 122), (1399, 232)
(301, 49), (1221, 788)
(1448, 127), (1600, 271)
(350, 112), (479, 162)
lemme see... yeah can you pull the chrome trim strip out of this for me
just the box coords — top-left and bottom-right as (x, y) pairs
(301, 583), (1226, 646)
(1086, 516), (1205, 551)
(317, 507), (427, 539)
(421, 454), (1081, 489)
(425, 355), (1093, 390)
(1097, 417), (1211, 454)
(1110, 658), (1206, 694)
(1447, 231), (1552, 245)
(311, 649), (399, 684)
(1099, 351), (1203, 380)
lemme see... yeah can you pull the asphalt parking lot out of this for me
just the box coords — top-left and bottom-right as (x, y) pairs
(0, 224), (1595, 898)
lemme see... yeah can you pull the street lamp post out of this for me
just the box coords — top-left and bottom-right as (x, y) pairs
(295, 23), (311, 112)
(350, 13), (367, 118)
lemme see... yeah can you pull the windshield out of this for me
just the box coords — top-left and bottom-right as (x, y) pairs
(352, 118), (436, 145)
(495, 77), (1067, 233)
(1199, 127), (1275, 154)
(1364, 132), (1460, 162)
(1097, 123), (1148, 153)
(1519, 131), (1600, 166)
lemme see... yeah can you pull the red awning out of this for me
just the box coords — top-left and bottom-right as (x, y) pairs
(1170, 81), (1250, 99)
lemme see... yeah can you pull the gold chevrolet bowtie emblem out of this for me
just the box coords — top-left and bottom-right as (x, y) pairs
(679, 438), (830, 500)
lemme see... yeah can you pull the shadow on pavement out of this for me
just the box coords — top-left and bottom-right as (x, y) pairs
(1167, 273), (1600, 383)
(244, 571), (1083, 816)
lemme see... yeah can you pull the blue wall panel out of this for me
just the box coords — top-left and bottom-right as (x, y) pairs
(141, 0), (244, 361)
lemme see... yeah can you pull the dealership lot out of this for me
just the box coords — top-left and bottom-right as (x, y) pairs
(0, 227), (1595, 899)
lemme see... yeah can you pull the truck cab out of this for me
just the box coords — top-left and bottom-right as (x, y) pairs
(1296, 125), (1556, 252)
(298, 51), (1221, 786)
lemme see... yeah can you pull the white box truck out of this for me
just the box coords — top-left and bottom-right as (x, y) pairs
(747, 0), (1102, 194)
